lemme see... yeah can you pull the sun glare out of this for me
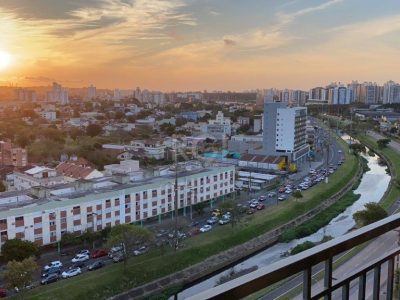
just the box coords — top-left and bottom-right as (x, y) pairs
(0, 51), (12, 70)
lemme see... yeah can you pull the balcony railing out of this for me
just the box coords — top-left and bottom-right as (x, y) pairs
(188, 213), (400, 300)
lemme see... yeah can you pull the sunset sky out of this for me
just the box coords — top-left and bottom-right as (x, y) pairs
(1, 0), (400, 91)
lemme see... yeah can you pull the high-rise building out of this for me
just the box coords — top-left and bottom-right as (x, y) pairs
(14, 88), (37, 102)
(262, 101), (308, 163)
(47, 82), (69, 105)
(309, 87), (326, 101)
(87, 84), (96, 99)
(332, 86), (350, 105)
(360, 82), (380, 104)
(383, 81), (400, 104)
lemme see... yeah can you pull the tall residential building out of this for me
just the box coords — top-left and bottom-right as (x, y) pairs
(332, 86), (351, 105)
(262, 102), (308, 163)
(87, 84), (96, 99)
(47, 82), (69, 105)
(360, 82), (380, 104)
(383, 81), (400, 104)
(309, 87), (326, 101)
(14, 88), (37, 102)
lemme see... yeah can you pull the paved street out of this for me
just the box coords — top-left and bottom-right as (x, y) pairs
(367, 130), (400, 152)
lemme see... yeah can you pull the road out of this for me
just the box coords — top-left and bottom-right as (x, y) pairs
(367, 130), (400, 152)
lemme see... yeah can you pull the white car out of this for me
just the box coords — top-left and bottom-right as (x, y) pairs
(200, 225), (212, 233)
(249, 202), (258, 208)
(285, 189), (293, 194)
(61, 267), (81, 279)
(268, 192), (277, 198)
(71, 253), (89, 263)
(44, 261), (63, 271)
(133, 246), (147, 256)
(77, 249), (90, 256)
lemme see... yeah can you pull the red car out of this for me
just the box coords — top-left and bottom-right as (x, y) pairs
(278, 187), (286, 193)
(256, 204), (265, 210)
(0, 288), (6, 298)
(92, 249), (108, 258)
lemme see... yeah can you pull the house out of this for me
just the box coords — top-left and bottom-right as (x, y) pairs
(127, 139), (166, 160)
(56, 158), (104, 182)
(12, 166), (66, 191)
(103, 160), (144, 181)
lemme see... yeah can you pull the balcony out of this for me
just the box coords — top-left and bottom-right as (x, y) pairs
(188, 213), (400, 300)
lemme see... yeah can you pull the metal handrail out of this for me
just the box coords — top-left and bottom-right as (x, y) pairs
(188, 213), (400, 300)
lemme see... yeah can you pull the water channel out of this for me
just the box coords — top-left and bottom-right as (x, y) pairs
(175, 149), (391, 299)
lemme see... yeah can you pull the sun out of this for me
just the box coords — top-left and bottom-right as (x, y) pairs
(0, 51), (12, 70)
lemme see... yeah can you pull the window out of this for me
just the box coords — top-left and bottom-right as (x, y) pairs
(0, 219), (6, 225)
(15, 216), (23, 222)
(50, 221), (56, 226)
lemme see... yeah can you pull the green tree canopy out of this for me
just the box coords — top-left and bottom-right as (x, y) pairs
(3, 257), (38, 295)
(86, 124), (103, 137)
(1, 239), (40, 262)
(377, 138), (391, 149)
(353, 202), (388, 227)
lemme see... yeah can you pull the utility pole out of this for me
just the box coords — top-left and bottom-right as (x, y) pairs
(173, 147), (179, 251)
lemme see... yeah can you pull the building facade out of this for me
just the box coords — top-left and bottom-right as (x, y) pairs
(0, 166), (235, 248)
(262, 102), (308, 163)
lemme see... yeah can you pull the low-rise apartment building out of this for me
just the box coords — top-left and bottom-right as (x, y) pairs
(0, 165), (235, 249)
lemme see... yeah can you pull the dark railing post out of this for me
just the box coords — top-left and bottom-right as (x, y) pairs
(303, 267), (312, 300)
(358, 273), (366, 300)
(373, 265), (381, 300)
(387, 257), (395, 300)
(324, 258), (333, 300)
(342, 282), (349, 300)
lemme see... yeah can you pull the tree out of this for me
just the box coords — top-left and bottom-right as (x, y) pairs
(1, 239), (40, 262)
(3, 257), (38, 299)
(353, 202), (388, 227)
(194, 202), (207, 216)
(292, 190), (303, 199)
(107, 224), (154, 270)
(86, 124), (103, 137)
(377, 138), (391, 149)
(160, 123), (176, 136)
(237, 124), (251, 134)
(349, 143), (366, 155)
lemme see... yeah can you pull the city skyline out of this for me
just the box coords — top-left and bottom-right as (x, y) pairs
(1, 0), (400, 90)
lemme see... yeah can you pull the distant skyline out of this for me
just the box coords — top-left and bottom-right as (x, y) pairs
(1, 0), (400, 91)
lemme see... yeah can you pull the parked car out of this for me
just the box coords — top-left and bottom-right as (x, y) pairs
(113, 252), (124, 263)
(77, 249), (90, 256)
(0, 288), (6, 298)
(43, 261), (63, 271)
(108, 245), (124, 258)
(62, 267), (81, 279)
(219, 216), (230, 225)
(259, 195), (266, 201)
(246, 209), (255, 215)
(278, 187), (286, 193)
(249, 202), (258, 208)
(207, 216), (219, 225)
(285, 189), (293, 194)
(92, 249), (108, 259)
(88, 260), (104, 271)
(278, 195), (287, 201)
(211, 209), (221, 217)
(40, 273), (59, 285)
(200, 225), (212, 233)
(133, 246), (148, 256)
(256, 204), (265, 210)
(267, 192), (277, 198)
(71, 253), (89, 263)
(41, 266), (61, 278)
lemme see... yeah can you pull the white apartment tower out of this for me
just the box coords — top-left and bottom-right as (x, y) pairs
(262, 101), (309, 163)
